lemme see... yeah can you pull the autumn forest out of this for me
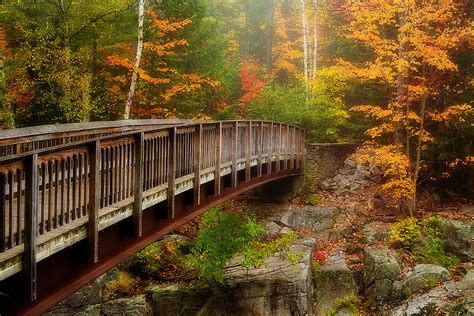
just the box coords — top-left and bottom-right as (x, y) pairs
(0, 0), (472, 210)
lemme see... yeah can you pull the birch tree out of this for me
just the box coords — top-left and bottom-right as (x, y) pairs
(124, 0), (145, 120)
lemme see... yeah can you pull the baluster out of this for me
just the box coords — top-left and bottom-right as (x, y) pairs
(8, 171), (13, 247)
(40, 163), (46, 233)
(48, 161), (53, 230)
(0, 172), (5, 251)
(16, 169), (22, 244)
(78, 154), (82, 219)
(66, 157), (70, 223)
(71, 157), (76, 221)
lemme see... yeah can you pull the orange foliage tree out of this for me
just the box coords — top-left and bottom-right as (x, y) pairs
(108, 11), (219, 118)
(340, 0), (472, 214)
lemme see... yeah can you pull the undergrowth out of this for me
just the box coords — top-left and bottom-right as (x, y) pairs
(390, 216), (459, 268)
(184, 204), (298, 284)
(327, 294), (361, 316)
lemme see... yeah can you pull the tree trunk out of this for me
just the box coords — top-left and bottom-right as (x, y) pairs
(394, 4), (408, 148)
(124, 0), (145, 120)
(265, 0), (275, 76)
(311, 2), (317, 80)
(300, 0), (309, 96)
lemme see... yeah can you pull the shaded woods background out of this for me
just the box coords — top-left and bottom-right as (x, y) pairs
(0, 0), (472, 205)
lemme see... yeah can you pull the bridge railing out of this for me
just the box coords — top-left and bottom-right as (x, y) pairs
(0, 120), (305, 300)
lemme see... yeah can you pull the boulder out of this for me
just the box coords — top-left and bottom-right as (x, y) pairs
(43, 305), (102, 316)
(363, 247), (401, 305)
(363, 221), (391, 245)
(146, 283), (213, 316)
(432, 217), (473, 261)
(46, 268), (119, 313)
(390, 268), (474, 315)
(101, 295), (152, 315)
(400, 264), (451, 297)
(203, 239), (314, 316)
(344, 158), (356, 168)
(313, 250), (358, 316)
(280, 206), (340, 232)
(264, 221), (283, 238)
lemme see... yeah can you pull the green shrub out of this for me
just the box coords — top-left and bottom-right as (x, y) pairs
(185, 205), (298, 284)
(390, 216), (459, 268)
(306, 194), (320, 206)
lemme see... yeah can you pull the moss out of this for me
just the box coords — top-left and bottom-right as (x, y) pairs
(327, 294), (361, 316)
(103, 272), (141, 301)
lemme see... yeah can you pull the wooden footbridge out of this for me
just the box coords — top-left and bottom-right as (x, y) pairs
(0, 119), (305, 314)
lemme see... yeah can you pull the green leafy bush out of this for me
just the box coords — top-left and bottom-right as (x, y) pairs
(306, 194), (320, 206)
(185, 205), (298, 283)
(390, 216), (459, 268)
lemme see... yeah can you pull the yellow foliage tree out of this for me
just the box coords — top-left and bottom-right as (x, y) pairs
(341, 0), (472, 214)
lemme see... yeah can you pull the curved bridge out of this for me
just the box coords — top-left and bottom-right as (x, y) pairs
(0, 120), (305, 314)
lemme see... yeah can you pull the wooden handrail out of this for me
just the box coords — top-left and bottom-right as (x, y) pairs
(0, 120), (305, 302)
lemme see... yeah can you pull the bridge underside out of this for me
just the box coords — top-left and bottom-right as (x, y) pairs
(1, 167), (302, 314)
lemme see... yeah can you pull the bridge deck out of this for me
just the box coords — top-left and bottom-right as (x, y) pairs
(0, 119), (305, 312)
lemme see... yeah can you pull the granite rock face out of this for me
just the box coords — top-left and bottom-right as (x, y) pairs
(211, 239), (314, 316)
(432, 217), (473, 261)
(398, 264), (451, 298)
(312, 250), (358, 316)
(363, 247), (401, 305)
(279, 206), (340, 232)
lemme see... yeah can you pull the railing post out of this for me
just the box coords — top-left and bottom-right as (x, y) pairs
(276, 123), (282, 172)
(88, 140), (100, 263)
(267, 122), (273, 175)
(231, 121), (238, 187)
(24, 153), (38, 302)
(257, 121), (263, 177)
(193, 124), (202, 206)
(214, 122), (222, 195)
(284, 125), (289, 171)
(300, 129), (306, 176)
(133, 133), (144, 237)
(167, 127), (177, 218)
(289, 126), (296, 170)
(245, 121), (251, 182)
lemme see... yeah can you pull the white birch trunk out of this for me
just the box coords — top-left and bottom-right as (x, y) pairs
(311, 2), (318, 80)
(300, 0), (309, 96)
(124, 0), (145, 120)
